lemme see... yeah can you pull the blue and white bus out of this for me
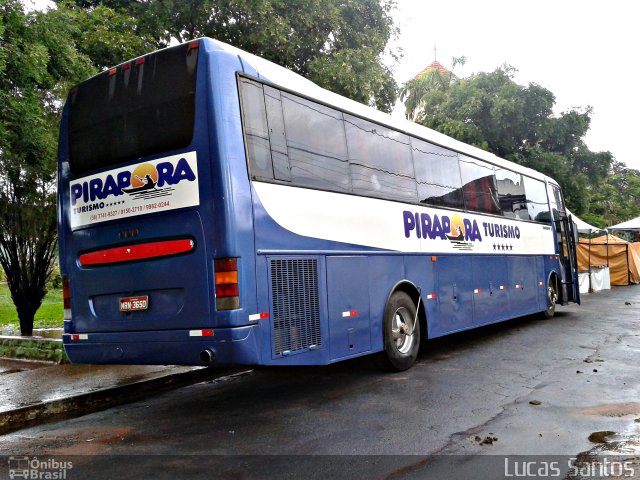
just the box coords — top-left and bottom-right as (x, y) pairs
(58, 38), (580, 371)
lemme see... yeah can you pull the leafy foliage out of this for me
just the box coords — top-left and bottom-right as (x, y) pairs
(401, 63), (619, 221)
(48, 0), (156, 69)
(586, 162), (640, 228)
(67, 0), (400, 112)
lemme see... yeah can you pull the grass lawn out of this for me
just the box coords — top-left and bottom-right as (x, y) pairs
(0, 281), (64, 331)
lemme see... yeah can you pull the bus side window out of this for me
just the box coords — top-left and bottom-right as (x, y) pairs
(495, 168), (530, 220)
(548, 184), (565, 220)
(238, 79), (274, 180)
(280, 92), (350, 192)
(264, 86), (291, 182)
(459, 155), (501, 215)
(344, 114), (417, 202)
(411, 138), (464, 209)
(523, 176), (551, 222)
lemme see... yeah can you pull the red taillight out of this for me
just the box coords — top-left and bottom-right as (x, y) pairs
(215, 257), (239, 310)
(79, 239), (194, 266)
(188, 40), (200, 51)
(215, 283), (239, 297)
(62, 277), (71, 321)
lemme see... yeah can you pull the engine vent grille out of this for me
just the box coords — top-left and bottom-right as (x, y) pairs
(270, 258), (321, 356)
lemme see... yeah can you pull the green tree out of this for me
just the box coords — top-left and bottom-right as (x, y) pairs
(0, 0), (94, 335)
(49, 1), (156, 69)
(67, 0), (400, 112)
(587, 162), (640, 227)
(402, 64), (613, 216)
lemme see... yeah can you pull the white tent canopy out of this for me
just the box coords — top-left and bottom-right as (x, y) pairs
(609, 216), (640, 231)
(566, 208), (604, 234)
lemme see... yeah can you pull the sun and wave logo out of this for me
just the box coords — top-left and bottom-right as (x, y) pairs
(121, 163), (172, 200)
(446, 213), (474, 250)
(447, 214), (465, 240)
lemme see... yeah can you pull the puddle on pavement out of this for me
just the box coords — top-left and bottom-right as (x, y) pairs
(567, 428), (640, 479)
(588, 431), (617, 444)
(587, 431), (640, 456)
(0, 358), (52, 375)
(33, 328), (63, 339)
(0, 327), (63, 338)
(0, 326), (19, 336)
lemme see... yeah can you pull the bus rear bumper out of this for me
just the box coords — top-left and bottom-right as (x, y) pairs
(62, 325), (260, 366)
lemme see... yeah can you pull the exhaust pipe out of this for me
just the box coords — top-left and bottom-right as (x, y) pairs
(200, 349), (216, 365)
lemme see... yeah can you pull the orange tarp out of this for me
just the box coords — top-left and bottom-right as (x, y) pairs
(577, 234), (640, 285)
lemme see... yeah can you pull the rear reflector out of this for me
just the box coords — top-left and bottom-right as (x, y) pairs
(79, 239), (194, 266)
(189, 329), (214, 337)
(63, 277), (71, 321)
(66, 334), (88, 341)
(215, 257), (239, 310)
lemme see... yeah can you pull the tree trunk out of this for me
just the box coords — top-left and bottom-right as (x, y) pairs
(16, 296), (38, 337)
(20, 318), (34, 337)
(9, 284), (41, 337)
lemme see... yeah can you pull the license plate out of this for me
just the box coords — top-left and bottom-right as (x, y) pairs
(119, 295), (149, 312)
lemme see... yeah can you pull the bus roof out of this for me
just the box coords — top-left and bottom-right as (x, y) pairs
(214, 38), (555, 186)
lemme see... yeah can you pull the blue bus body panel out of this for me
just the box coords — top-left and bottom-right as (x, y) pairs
(63, 326), (260, 365)
(432, 255), (473, 336)
(247, 189), (557, 366)
(326, 256), (372, 359)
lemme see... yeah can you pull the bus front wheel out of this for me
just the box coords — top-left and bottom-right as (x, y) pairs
(382, 291), (420, 371)
(543, 278), (557, 319)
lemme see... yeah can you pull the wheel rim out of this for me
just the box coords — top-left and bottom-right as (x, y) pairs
(547, 284), (557, 309)
(390, 306), (414, 355)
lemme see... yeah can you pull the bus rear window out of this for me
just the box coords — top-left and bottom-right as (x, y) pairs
(68, 42), (198, 175)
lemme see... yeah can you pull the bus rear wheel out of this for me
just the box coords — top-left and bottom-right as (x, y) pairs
(382, 291), (420, 371)
(543, 279), (557, 319)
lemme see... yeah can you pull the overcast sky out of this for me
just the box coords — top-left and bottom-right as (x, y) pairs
(390, 0), (640, 169)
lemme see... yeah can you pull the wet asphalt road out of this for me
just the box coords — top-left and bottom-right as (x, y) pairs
(3, 286), (640, 479)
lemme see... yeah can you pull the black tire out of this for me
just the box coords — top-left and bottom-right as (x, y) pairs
(382, 291), (420, 371)
(543, 277), (557, 319)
